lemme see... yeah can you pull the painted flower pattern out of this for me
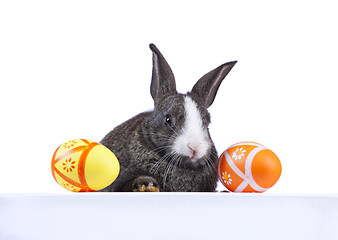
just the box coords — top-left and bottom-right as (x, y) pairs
(62, 158), (76, 172)
(62, 140), (77, 149)
(222, 171), (232, 185)
(232, 148), (246, 160)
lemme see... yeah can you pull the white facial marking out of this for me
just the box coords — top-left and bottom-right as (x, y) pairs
(173, 96), (210, 160)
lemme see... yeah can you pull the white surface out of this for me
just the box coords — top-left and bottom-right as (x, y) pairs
(1, 1), (338, 194)
(1, 193), (337, 240)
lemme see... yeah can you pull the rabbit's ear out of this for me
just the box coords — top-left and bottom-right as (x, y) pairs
(191, 61), (237, 108)
(150, 44), (177, 102)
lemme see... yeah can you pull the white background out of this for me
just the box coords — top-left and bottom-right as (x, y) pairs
(0, 0), (337, 194)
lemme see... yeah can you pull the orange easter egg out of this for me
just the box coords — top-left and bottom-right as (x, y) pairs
(51, 139), (120, 192)
(217, 142), (282, 193)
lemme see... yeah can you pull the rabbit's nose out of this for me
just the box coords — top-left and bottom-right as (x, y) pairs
(188, 143), (201, 158)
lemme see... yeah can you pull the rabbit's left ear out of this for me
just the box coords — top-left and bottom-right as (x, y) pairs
(191, 61), (237, 108)
(150, 44), (177, 103)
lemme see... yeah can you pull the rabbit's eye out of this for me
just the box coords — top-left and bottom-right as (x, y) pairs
(165, 114), (173, 126)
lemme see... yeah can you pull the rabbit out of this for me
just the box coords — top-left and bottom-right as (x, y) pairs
(99, 44), (236, 192)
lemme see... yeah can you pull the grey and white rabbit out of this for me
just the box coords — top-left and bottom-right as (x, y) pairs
(100, 44), (236, 192)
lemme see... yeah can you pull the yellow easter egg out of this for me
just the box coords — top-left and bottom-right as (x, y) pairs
(51, 139), (120, 192)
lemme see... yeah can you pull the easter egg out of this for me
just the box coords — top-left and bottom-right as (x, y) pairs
(51, 139), (120, 192)
(217, 142), (281, 193)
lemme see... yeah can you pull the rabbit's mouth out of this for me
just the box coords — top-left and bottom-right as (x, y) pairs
(170, 140), (212, 169)
(179, 155), (209, 169)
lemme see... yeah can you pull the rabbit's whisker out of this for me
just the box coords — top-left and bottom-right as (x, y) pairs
(150, 145), (172, 155)
(162, 153), (180, 190)
(150, 149), (173, 174)
(167, 125), (179, 135)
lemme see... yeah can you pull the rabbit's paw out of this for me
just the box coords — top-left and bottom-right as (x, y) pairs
(132, 176), (160, 192)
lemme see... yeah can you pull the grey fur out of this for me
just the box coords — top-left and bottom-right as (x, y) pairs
(100, 44), (236, 192)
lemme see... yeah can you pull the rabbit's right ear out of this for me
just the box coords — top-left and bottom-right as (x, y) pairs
(150, 44), (177, 103)
(191, 61), (237, 108)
